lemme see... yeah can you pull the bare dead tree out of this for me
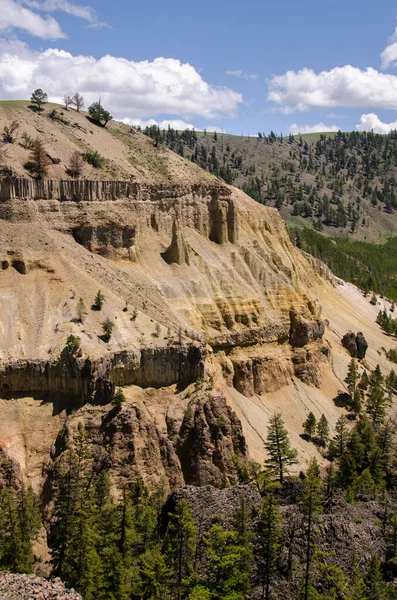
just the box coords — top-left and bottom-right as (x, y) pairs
(63, 94), (73, 110)
(28, 138), (51, 179)
(67, 150), (85, 178)
(71, 92), (85, 112)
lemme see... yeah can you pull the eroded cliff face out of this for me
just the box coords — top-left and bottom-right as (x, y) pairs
(0, 176), (383, 498)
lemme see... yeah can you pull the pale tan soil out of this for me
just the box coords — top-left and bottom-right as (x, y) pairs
(0, 103), (396, 492)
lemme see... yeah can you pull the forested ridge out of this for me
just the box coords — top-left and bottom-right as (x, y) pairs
(3, 359), (397, 599)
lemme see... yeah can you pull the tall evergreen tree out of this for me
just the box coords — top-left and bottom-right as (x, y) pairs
(299, 458), (323, 600)
(164, 500), (197, 600)
(256, 490), (281, 600)
(333, 415), (350, 457)
(204, 520), (252, 600)
(265, 413), (298, 484)
(316, 414), (330, 446)
(302, 412), (317, 438)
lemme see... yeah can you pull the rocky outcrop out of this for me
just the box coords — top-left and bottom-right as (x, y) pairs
(0, 179), (240, 256)
(230, 351), (294, 396)
(0, 344), (205, 400)
(72, 222), (136, 259)
(176, 395), (247, 487)
(342, 331), (368, 359)
(45, 403), (185, 492)
(164, 483), (392, 585)
(356, 331), (369, 359)
(289, 310), (325, 348)
(162, 484), (261, 534)
(292, 342), (330, 387)
(162, 220), (189, 265)
(0, 572), (82, 599)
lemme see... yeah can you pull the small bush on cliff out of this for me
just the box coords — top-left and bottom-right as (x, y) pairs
(65, 334), (81, 355)
(102, 318), (114, 341)
(76, 298), (86, 323)
(92, 290), (104, 311)
(3, 120), (19, 143)
(82, 149), (104, 168)
(112, 388), (126, 407)
(21, 132), (33, 149)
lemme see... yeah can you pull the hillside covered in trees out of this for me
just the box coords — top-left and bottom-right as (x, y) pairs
(143, 127), (397, 242)
(142, 126), (397, 299)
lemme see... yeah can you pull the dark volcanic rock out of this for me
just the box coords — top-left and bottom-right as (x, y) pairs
(176, 395), (247, 487)
(0, 573), (82, 599)
(356, 331), (368, 359)
(342, 331), (368, 359)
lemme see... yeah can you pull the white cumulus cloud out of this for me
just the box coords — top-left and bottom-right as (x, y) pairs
(381, 41), (397, 70)
(122, 118), (196, 130)
(0, 0), (65, 39)
(0, 44), (243, 120)
(356, 113), (397, 134)
(289, 122), (339, 135)
(122, 118), (226, 133)
(268, 66), (397, 112)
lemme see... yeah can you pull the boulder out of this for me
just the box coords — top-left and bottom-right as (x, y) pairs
(342, 331), (368, 360)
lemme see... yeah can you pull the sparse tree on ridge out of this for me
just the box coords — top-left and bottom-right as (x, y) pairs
(63, 95), (73, 110)
(72, 92), (85, 112)
(30, 88), (48, 111)
(88, 100), (112, 127)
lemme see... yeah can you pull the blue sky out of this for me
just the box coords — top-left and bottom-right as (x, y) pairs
(2, 0), (397, 134)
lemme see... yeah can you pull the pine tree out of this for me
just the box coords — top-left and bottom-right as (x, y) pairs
(386, 513), (397, 575)
(366, 383), (387, 427)
(0, 484), (41, 573)
(386, 370), (396, 402)
(346, 358), (360, 399)
(256, 491), (281, 600)
(164, 500), (197, 600)
(30, 88), (48, 110)
(265, 413), (298, 484)
(203, 521), (252, 600)
(333, 415), (349, 457)
(51, 424), (103, 599)
(93, 290), (104, 311)
(349, 551), (367, 600)
(316, 414), (330, 446)
(364, 553), (385, 600)
(299, 458), (323, 600)
(302, 412), (317, 438)
(377, 421), (394, 474)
